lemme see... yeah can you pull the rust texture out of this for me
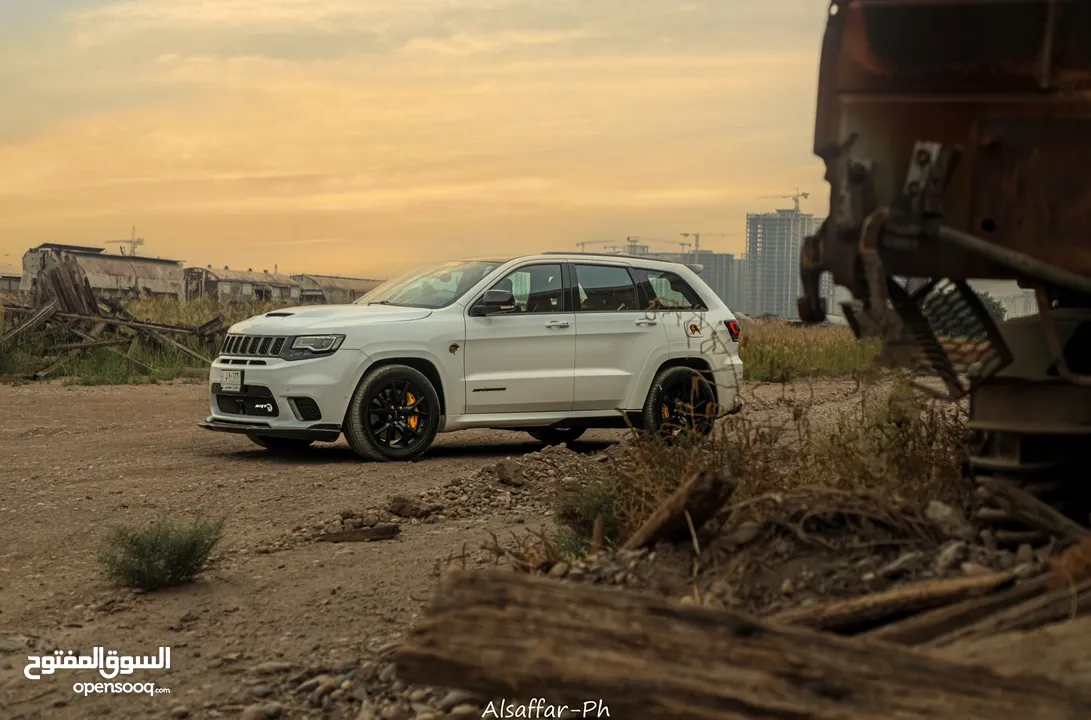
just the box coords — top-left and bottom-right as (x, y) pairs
(809, 0), (1091, 302)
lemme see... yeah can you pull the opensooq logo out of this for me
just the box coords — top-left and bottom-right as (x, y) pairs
(24, 647), (171, 680)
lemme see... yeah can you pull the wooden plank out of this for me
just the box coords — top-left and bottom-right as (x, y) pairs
(767, 572), (1016, 634)
(928, 578), (1091, 648)
(394, 570), (1091, 720)
(621, 468), (735, 551)
(50, 339), (131, 351)
(978, 477), (1091, 546)
(0, 300), (57, 345)
(2, 307), (197, 334)
(69, 327), (154, 373)
(144, 328), (212, 365)
(865, 574), (1052, 645)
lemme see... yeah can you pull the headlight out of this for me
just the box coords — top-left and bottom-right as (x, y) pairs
(289, 335), (345, 353)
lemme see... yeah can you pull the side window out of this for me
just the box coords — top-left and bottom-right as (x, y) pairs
(490, 263), (564, 313)
(573, 264), (639, 312)
(633, 269), (706, 311)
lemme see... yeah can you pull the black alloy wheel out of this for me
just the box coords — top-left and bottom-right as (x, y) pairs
(345, 364), (441, 461)
(643, 366), (718, 439)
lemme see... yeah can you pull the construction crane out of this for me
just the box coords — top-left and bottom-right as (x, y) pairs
(575, 240), (613, 252)
(105, 226), (145, 256)
(758, 187), (810, 212)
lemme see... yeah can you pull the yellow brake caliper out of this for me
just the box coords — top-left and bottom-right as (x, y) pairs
(661, 404), (670, 420)
(406, 391), (420, 430)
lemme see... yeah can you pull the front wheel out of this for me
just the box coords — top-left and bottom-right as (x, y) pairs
(641, 366), (718, 440)
(248, 435), (314, 453)
(344, 364), (441, 461)
(527, 427), (586, 446)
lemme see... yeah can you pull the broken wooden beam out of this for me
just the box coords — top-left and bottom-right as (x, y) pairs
(395, 570), (1091, 720)
(621, 468), (734, 551)
(0, 300), (57, 345)
(51, 339), (131, 351)
(766, 571), (1016, 634)
(69, 327), (154, 373)
(2, 306), (197, 334)
(928, 577), (1091, 648)
(143, 328), (212, 365)
(978, 477), (1091, 546)
(316, 524), (401, 543)
(864, 573), (1052, 646)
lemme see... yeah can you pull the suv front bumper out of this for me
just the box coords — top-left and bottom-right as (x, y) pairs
(199, 416), (343, 442)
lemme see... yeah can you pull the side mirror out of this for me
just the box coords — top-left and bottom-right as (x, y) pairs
(472, 288), (517, 316)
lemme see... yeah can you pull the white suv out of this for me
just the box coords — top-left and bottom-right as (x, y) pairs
(200, 253), (744, 461)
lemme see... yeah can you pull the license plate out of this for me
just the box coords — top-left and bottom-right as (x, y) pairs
(220, 370), (242, 393)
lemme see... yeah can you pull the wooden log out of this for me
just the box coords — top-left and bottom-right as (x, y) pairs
(621, 468), (734, 551)
(142, 328), (212, 365)
(69, 328), (154, 373)
(928, 577), (1091, 648)
(865, 574), (1052, 645)
(2, 306), (196, 334)
(395, 570), (1091, 720)
(766, 571), (1015, 634)
(978, 477), (1091, 546)
(51, 339), (130, 351)
(0, 300), (57, 345)
(315, 524), (400, 543)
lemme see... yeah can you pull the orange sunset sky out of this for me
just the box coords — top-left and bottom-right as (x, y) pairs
(0, 0), (832, 279)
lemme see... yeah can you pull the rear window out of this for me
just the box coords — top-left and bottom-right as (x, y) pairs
(632, 269), (706, 311)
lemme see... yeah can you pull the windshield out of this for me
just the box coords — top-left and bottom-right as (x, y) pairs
(355, 260), (504, 309)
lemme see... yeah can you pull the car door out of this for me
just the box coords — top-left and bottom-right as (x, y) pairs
(631, 267), (712, 361)
(571, 262), (670, 411)
(463, 262), (574, 414)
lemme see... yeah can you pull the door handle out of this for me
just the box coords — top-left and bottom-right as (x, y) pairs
(545, 320), (570, 328)
(635, 318), (657, 326)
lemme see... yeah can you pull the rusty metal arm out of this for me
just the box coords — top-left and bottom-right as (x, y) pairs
(885, 223), (1091, 298)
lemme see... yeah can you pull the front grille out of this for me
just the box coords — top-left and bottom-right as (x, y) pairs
(216, 394), (279, 417)
(290, 397), (323, 421)
(221, 334), (287, 357)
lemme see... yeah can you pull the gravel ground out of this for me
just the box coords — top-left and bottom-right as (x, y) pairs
(0, 377), (881, 719)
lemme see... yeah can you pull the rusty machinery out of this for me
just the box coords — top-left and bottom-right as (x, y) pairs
(798, 0), (1091, 545)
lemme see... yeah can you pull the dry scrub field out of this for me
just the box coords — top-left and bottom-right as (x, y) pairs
(0, 377), (875, 719)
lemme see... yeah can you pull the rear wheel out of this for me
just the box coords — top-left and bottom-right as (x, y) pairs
(344, 364), (441, 461)
(247, 435), (314, 453)
(642, 366), (718, 439)
(527, 427), (586, 446)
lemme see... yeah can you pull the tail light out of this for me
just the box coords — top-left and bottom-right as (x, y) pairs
(724, 319), (740, 342)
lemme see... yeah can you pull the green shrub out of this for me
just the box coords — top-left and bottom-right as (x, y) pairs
(99, 517), (226, 590)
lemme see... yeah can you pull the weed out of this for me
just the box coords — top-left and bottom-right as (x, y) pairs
(98, 517), (226, 591)
(550, 375), (968, 559)
(739, 320), (879, 382)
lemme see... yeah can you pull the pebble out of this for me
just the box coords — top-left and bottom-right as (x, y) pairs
(1016, 543), (1036, 566)
(548, 562), (570, 578)
(239, 706), (266, 720)
(934, 541), (967, 573)
(169, 706), (190, 719)
(449, 705), (480, 718)
(438, 691), (483, 712)
(961, 562), (994, 577)
(251, 661), (293, 675)
(251, 684), (274, 699)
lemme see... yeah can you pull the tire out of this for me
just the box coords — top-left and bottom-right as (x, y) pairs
(641, 366), (718, 440)
(527, 427), (587, 446)
(344, 364), (441, 462)
(247, 435), (314, 453)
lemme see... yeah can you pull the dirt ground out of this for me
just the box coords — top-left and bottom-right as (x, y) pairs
(0, 379), (868, 719)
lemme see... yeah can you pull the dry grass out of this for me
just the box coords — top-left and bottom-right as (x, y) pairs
(739, 320), (880, 382)
(98, 516), (226, 591)
(551, 375), (968, 558)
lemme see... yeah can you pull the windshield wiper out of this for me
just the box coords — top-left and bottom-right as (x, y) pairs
(368, 300), (400, 306)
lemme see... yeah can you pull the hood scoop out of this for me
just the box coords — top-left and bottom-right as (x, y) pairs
(265, 312), (294, 317)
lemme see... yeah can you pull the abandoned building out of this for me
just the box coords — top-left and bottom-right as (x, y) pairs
(291, 274), (386, 304)
(184, 266), (301, 302)
(0, 262), (20, 294)
(19, 243), (184, 300)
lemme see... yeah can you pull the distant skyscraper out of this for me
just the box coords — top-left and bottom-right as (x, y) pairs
(745, 208), (824, 318)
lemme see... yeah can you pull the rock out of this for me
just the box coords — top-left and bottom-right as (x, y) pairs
(880, 551), (922, 578)
(356, 704), (378, 720)
(438, 691), (484, 712)
(388, 495), (431, 519)
(548, 562), (570, 579)
(380, 704), (411, 720)
(449, 706), (480, 718)
(239, 706), (266, 720)
(496, 459), (526, 487)
(780, 578), (794, 595)
(408, 689), (430, 703)
(251, 684), (274, 699)
(925, 501), (974, 541)
(1016, 543), (1036, 566)
(250, 661), (293, 675)
(378, 663), (398, 683)
(169, 706), (190, 719)
(961, 562), (994, 577)
(934, 541), (967, 574)
(724, 521), (762, 547)
(1013, 562), (1039, 579)
(296, 675), (329, 693)
(339, 509), (357, 520)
